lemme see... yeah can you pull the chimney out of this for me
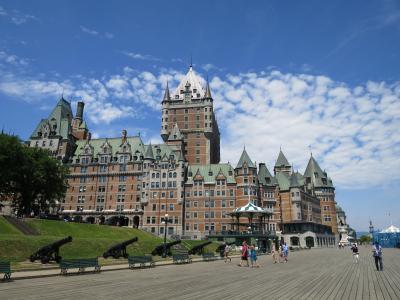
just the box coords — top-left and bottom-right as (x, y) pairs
(76, 102), (85, 120)
(122, 129), (127, 143)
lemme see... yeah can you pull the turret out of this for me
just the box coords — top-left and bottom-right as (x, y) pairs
(274, 149), (291, 176)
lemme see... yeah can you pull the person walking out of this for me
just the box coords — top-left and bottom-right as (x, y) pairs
(372, 241), (383, 271)
(224, 243), (232, 263)
(351, 243), (359, 263)
(283, 243), (289, 263)
(250, 244), (260, 268)
(271, 243), (278, 264)
(239, 241), (249, 267)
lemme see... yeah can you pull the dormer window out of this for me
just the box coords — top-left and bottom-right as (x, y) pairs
(314, 172), (318, 178)
(208, 171), (213, 176)
(193, 89), (197, 93)
(228, 171), (233, 176)
(103, 147), (107, 154)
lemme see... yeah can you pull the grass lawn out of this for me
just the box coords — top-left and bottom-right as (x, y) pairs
(0, 217), (221, 268)
(0, 217), (162, 265)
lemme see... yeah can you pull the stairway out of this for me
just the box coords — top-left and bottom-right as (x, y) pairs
(3, 216), (40, 235)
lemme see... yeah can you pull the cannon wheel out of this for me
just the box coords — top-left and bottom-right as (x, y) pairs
(41, 256), (50, 264)
(55, 255), (62, 263)
(29, 256), (36, 263)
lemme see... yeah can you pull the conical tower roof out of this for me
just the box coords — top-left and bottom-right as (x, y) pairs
(236, 148), (255, 169)
(144, 143), (154, 160)
(204, 78), (212, 99)
(304, 155), (329, 187)
(168, 123), (183, 141)
(258, 163), (275, 185)
(162, 81), (171, 102)
(275, 149), (291, 167)
(171, 66), (205, 100)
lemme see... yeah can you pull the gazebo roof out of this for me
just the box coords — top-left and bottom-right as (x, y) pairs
(231, 201), (271, 215)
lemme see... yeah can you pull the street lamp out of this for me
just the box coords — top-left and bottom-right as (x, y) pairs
(162, 213), (171, 258)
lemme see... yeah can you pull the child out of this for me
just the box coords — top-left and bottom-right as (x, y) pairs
(224, 243), (232, 262)
(250, 244), (260, 268)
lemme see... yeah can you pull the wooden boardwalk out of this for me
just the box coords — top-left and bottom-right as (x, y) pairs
(1, 246), (399, 299)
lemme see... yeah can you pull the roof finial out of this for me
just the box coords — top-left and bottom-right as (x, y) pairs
(309, 145), (313, 157)
(61, 87), (65, 100)
(190, 54), (193, 68)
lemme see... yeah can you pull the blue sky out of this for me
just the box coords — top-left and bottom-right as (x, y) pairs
(1, 0), (399, 231)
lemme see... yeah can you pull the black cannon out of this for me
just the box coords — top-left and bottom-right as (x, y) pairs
(30, 236), (72, 264)
(103, 237), (138, 259)
(151, 240), (181, 256)
(188, 241), (212, 255)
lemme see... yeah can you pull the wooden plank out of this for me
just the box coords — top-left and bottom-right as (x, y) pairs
(1, 248), (399, 300)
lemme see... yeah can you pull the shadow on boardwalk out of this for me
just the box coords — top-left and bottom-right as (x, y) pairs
(0, 246), (399, 300)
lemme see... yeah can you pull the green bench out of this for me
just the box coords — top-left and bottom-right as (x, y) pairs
(202, 252), (217, 261)
(128, 255), (155, 268)
(173, 253), (192, 264)
(59, 258), (101, 275)
(0, 261), (11, 281)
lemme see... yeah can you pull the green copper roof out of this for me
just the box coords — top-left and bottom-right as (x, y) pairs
(275, 150), (291, 167)
(168, 123), (183, 141)
(275, 172), (291, 191)
(236, 148), (255, 169)
(186, 163), (236, 184)
(289, 173), (301, 187)
(30, 97), (73, 140)
(258, 163), (277, 186)
(145, 143), (155, 160)
(304, 155), (333, 188)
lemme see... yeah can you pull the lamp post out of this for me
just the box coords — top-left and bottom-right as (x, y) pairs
(162, 213), (170, 258)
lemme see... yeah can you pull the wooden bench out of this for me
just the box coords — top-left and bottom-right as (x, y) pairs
(128, 255), (155, 268)
(173, 254), (192, 264)
(59, 258), (101, 275)
(202, 253), (217, 261)
(0, 261), (11, 281)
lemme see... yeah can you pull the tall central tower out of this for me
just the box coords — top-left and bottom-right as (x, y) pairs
(161, 65), (220, 164)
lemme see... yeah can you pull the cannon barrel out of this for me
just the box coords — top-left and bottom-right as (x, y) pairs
(120, 237), (138, 247)
(151, 240), (181, 256)
(103, 237), (138, 259)
(30, 236), (73, 263)
(188, 241), (212, 255)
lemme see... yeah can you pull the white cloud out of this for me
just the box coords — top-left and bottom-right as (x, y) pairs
(123, 51), (160, 61)
(1, 65), (399, 189)
(210, 71), (400, 189)
(80, 26), (114, 39)
(0, 6), (38, 25)
(0, 51), (29, 66)
(80, 26), (99, 36)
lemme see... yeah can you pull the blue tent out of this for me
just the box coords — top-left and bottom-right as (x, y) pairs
(373, 225), (400, 248)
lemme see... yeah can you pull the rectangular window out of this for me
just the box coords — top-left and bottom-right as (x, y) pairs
(80, 177), (87, 183)
(119, 175), (127, 182)
(118, 185), (126, 192)
(169, 204), (174, 211)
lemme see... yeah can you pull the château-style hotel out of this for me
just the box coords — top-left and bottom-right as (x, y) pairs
(25, 65), (349, 247)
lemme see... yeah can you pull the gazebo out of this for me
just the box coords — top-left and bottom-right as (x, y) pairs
(229, 201), (273, 234)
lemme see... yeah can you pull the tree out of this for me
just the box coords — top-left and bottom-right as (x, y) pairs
(359, 235), (372, 245)
(0, 133), (68, 215)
